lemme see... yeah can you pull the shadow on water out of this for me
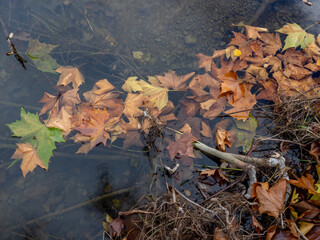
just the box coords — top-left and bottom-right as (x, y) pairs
(0, 0), (319, 239)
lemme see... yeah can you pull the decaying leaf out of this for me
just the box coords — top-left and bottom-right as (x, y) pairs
(252, 178), (287, 218)
(27, 38), (60, 73)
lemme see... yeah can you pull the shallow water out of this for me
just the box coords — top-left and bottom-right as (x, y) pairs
(0, 0), (319, 239)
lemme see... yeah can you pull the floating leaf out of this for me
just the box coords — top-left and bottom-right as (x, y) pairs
(277, 23), (315, 51)
(7, 108), (64, 168)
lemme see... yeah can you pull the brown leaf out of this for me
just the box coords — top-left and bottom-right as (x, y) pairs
(251, 215), (263, 234)
(245, 25), (268, 40)
(289, 173), (320, 195)
(156, 70), (194, 90)
(56, 66), (85, 88)
(260, 32), (282, 55)
(123, 131), (144, 149)
(200, 120), (212, 138)
(11, 143), (47, 177)
(166, 132), (198, 160)
(39, 86), (80, 116)
(202, 96), (226, 120)
(253, 178), (287, 218)
(110, 218), (125, 237)
(123, 93), (146, 118)
(216, 126), (234, 151)
(45, 107), (72, 136)
(219, 71), (245, 102)
(310, 141), (320, 163)
(73, 108), (111, 150)
(256, 78), (277, 101)
(196, 53), (213, 72)
(213, 228), (229, 240)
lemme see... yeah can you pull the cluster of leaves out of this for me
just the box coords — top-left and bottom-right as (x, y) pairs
(7, 23), (320, 178)
(7, 21), (320, 238)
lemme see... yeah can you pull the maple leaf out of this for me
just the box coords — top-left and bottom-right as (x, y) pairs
(122, 76), (143, 92)
(156, 70), (195, 90)
(200, 120), (212, 138)
(123, 93), (146, 118)
(39, 86), (80, 116)
(166, 132), (198, 160)
(179, 98), (200, 117)
(27, 38), (60, 73)
(216, 126), (235, 152)
(229, 32), (252, 59)
(232, 114), (257, 152)
(244, 25), (268, 40)
(45, 107), (72, 136)
(289, 173), (320, 195)
(219, 71), (245, 102)
(56, 66), (85, 88)
(260, 32), (282, 55)
(73, 108), (111, 150)
(189, 73), (220, 98)
(202, 97), (226, 120)
(11, 143), (47, 177)
(277, 23), (315, 51)
(252, 178), (287, 218)
(122, 130), (144, 149)
(7, 108), (65, 168)
(196, 53), (213, 72)
(256, 78), (277, 101)
(139, 80), (168, 110)
(224, 84), (256, 121)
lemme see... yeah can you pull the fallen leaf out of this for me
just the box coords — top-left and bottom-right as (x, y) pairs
(277, 23), (315, 51)
(166, 132), (198, 160)
(7, 108), (64, 168)
(252, 178), (287, 218)
(260, 32), (282, 55)
(56, 66), (85, 89)
(122, 76), (143, 92)
(200, 120), (212, 138)
(216, 126), (235, 152)
(245, 25), (268, 40)
(123, 93), (146, 118)
(213, 228), (229, 240)
(289, 173), (320, 195)
(156, 70), (194, 90)
(11, 143), (47, 177)
(73, 108), (111, 150)
(139, 80), (168, 110)
(196, 53), (213, 72)
(27, 38), (60, 73)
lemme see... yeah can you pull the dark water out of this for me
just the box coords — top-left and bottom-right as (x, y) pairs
(0, 0), (319, 239)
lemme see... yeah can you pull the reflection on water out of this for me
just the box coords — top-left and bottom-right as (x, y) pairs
(0, 0), (319, 239)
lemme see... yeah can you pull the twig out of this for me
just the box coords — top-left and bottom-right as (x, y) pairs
(174, 188), (224, 224)
(200, 172), (247, 205)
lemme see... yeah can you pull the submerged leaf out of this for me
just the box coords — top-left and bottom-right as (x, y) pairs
(27, 38), (60, 73)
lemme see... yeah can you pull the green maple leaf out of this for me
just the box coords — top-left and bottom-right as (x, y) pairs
(7, 108), (65, 168)
(276, 23), (315, 51)
(232, 114), (257, 152)
(26, 38), (60, 73)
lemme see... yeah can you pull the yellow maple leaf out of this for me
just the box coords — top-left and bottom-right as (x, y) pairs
(139, 80), (168, 110)
(122, 76), (143, 92)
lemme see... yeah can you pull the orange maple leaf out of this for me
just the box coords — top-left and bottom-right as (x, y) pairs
(73, 108), (111, 150)
(56, 66), (85, 89)
(11, 143), (47, 177)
